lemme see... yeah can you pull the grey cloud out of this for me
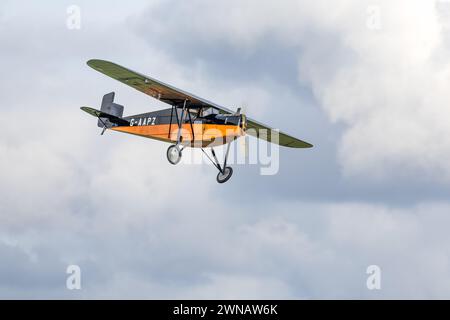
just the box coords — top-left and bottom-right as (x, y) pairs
(1, 0), (450, 299)
(130, 0), (450, 205)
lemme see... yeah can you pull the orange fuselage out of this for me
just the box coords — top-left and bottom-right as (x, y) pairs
(111, 123), (244, 148)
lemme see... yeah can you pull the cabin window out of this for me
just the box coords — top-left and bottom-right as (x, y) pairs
(201, 107), (218, 117)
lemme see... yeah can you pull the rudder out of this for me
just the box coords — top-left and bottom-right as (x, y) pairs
(98, 92), (124, 128)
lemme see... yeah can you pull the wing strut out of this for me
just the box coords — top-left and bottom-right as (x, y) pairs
(176, 100), (188, 146)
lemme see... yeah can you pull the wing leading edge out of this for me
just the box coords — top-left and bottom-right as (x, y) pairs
(87, 59), (232, 111)
(87, 59), (313, 148)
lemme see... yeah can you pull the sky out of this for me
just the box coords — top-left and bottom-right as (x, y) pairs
(1, 0), (450, 299)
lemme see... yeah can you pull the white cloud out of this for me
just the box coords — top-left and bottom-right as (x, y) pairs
(297, 1), (450, 181)
(137, 0), (450, 182)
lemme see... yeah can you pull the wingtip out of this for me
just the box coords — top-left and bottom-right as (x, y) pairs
(87, 59), (101, 67)
(87, 59), (109, 68)
(283, 142), (313, 148)
(291, 140), (314, 148)
(293, 142), (313, 149)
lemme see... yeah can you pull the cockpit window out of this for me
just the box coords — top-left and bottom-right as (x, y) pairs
(201, 107), (218, 117)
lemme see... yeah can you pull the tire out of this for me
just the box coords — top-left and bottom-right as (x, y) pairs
(167, 145), (182, 165)
(216, 167), (233, 184)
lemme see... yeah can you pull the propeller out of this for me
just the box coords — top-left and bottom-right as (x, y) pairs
(237, 104), (249, 159)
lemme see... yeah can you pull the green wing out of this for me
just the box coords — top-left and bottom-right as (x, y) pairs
(246, 119), (313, 148)
(87, 59), (313, 148)
(87, 59), (232, 110)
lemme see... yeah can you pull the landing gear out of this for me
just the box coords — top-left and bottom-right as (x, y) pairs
(167, 100), (236, 183)
(167, 145), (182, 165)
(167, 99), (188, 166)
(216, 166), (233, 184)
(202, 141), (234, 184)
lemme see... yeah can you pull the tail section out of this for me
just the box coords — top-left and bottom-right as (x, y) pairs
(80, 92), (129, 133)
(97, 92), (124, 128)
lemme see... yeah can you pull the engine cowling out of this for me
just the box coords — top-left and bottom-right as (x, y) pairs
(240, 114), (247, 131)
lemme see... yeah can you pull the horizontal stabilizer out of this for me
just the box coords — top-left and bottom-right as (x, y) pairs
(80, 106), (129, 127)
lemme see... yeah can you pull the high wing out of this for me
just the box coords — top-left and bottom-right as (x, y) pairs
(87, 59), (313, 148)
(88, 59), (232, 111)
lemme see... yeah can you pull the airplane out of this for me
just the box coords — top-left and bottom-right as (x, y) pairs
(81, 59), (313, 183)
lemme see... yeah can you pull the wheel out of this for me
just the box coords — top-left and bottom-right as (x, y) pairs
(216, 167), (233, 184)
(167, 145), (182, 165)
